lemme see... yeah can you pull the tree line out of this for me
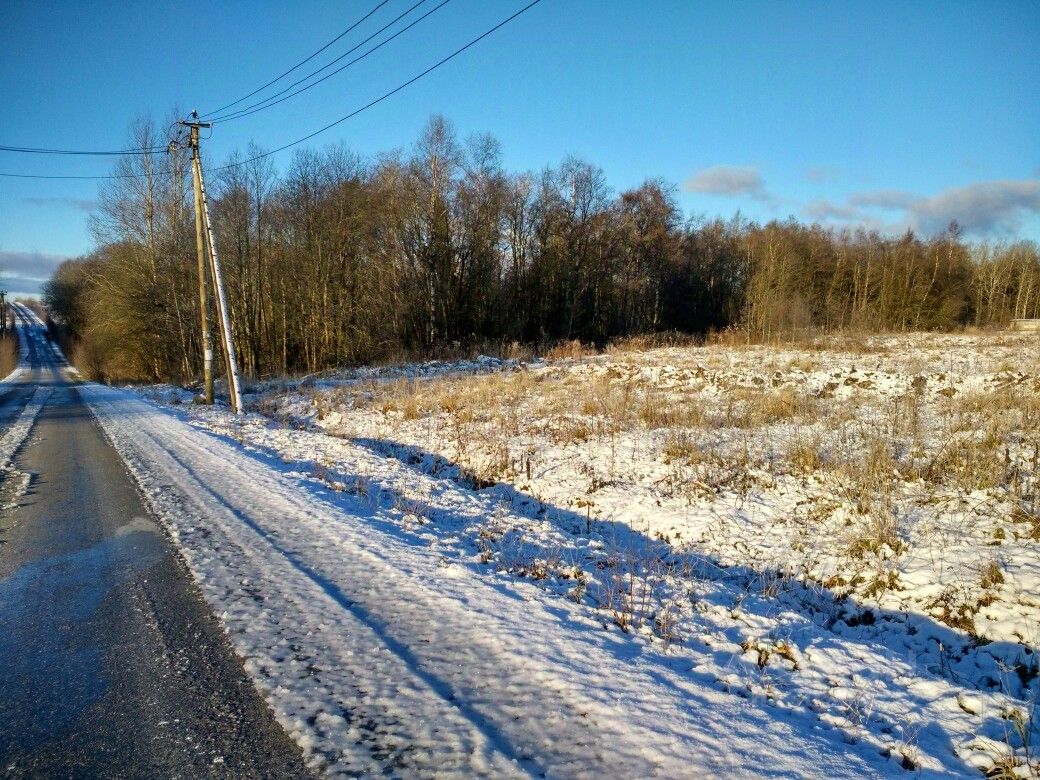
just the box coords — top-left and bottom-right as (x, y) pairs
(44, 114), (1040, 383)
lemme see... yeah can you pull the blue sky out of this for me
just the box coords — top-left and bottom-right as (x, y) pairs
(1, 0), (1038, 295)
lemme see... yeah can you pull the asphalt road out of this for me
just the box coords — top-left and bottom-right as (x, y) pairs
(0, 310), (310, 779)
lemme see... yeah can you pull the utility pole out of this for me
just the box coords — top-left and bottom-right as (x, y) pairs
(180, 124), (214, 405)
(180, 111), (243, 414)
(200, 168), (243, 415)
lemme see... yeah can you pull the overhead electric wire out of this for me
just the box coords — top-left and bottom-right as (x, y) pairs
(209, 0), (453, 124)
(0, 0), (543, 181)
(204, 0), (437, 123)
(0, 1), (397, 157)
(204, 0), (392, 117)
(0, 143), (167, 156)
(0, 158), (185, 179)
(223, 0), (543, 167)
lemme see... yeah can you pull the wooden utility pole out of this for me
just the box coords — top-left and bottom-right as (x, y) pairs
(181, 111), (243, 414)
(183, 124), (214, 404)
(200, 172), (243, 414)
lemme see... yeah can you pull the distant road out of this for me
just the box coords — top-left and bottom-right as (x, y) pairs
(0, 305), (309, 778)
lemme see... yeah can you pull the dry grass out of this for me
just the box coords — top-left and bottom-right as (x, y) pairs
(0, 332), (18, 379)
(787, 437), (823, 475)
(291, 332), (1040, 641)
(638, 392), (706, 429)
(721, 386), (818, 428)
(329, 335), (1038, 512)
(606, 332), (703, 353)
(545, 340), (596, 361)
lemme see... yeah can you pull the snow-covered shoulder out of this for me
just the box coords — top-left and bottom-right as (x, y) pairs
(100, 331), (1040, 777)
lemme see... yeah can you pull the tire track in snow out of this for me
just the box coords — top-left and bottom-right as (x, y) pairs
(0, 387), (49, 525)
(0, 386), (51, 468)
(82, 386), (685, 777)
(82, 385), (523, 777)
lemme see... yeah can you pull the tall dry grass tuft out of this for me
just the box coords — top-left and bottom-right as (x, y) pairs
(837, 435), (905, 558)
(545, 340), (595, 361)
(638, 389), (705, 429)
(722, 386), (817, 428)
(0, 332), (18, 379)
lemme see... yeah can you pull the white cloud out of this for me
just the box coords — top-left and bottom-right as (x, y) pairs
(0, 250), (72, 296)
(684, 165), (767, 199)
(907, 180), (1040, 236)
(806, 179), (1040, 238)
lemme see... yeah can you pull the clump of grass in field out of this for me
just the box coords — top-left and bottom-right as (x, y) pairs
(787, 437), (823, 475)
(980, 560), (1005, 590)
(662, 429), (702, 465)
(830, 434), (908, 559)
(546, 416), (595, 445)
(545, 339), (595, 361)
(0, 332), (18, 379)
(721, 386), (817, 428)
(1010, 504), (1040, 541)
(923, 433), (1007, 491)
(638, 390), (705, 429)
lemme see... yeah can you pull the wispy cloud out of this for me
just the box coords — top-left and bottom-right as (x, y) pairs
(848, 189), (917, 210)
(803, 199), (862, 221)
(805, 166), (841, 184)
(684, 165), (768, 200)
(22, 196), (97, 212)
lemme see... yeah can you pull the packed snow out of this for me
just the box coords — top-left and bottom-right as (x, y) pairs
(0, 306), (56, 516)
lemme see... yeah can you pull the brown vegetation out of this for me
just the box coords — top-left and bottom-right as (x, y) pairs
(0, 332), (18, 379)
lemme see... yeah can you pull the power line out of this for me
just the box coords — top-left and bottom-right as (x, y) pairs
(0, 2), (397, 158)
(204, 0), (392, 117)
(229, 0), (543, 164)
(0, 143), (166, 156)
(0, 168), (175, 180)
(209, 0), (451, 124)
(0, 0), (544, 181)
(205, 0), (437, 123)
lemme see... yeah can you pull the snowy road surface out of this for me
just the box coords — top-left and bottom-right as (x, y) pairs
(0, 305), (308, 778)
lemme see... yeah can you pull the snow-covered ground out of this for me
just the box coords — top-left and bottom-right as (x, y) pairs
(112, 332), (1039, 777)
(1, 305), (55, 512)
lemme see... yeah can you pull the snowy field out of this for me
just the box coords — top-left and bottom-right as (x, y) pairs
(122, 332), (1039, 777)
